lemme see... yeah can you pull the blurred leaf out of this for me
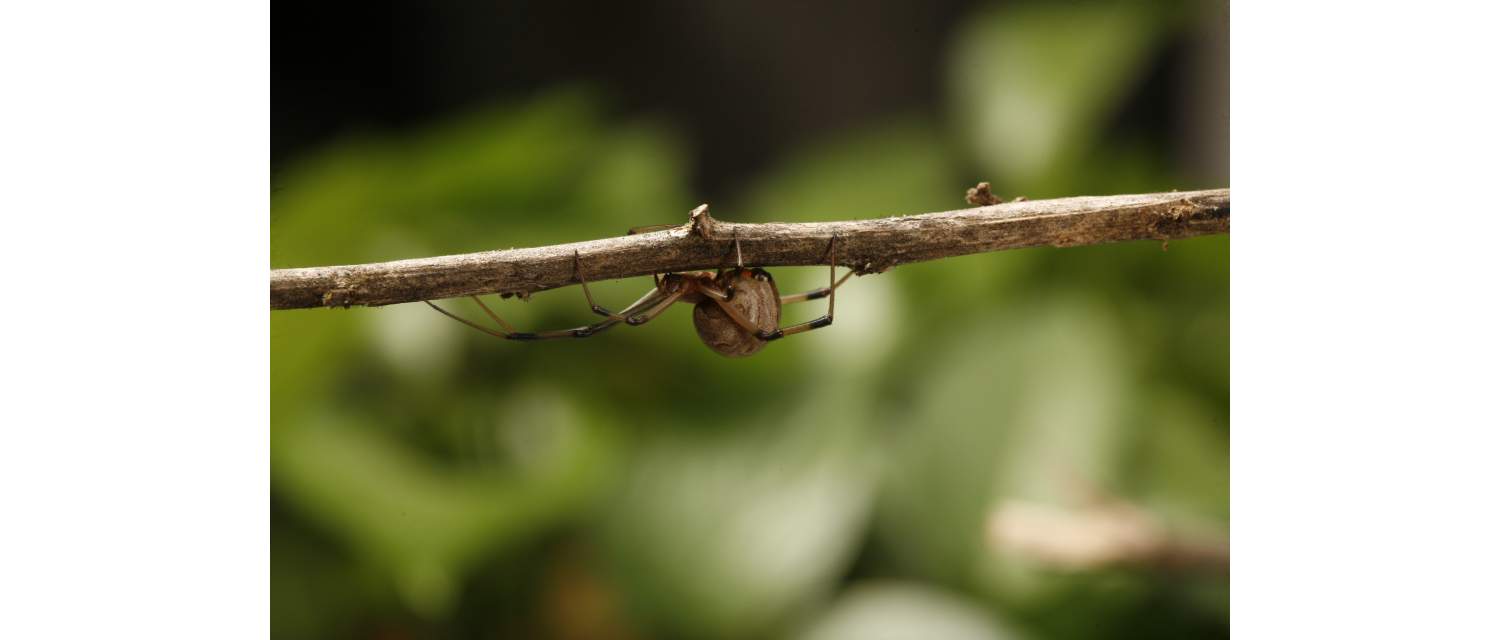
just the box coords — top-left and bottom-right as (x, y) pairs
(272, 404), (616, 616)
(1127, 386), (1229, 522)
(271, 508), (379, 638)
(795, 582), (1026, 640)
(598, 415), (876, 640)
(736, 119), (960, 222)
(949, 2), (1170, 194)
(876, 294), (1132, 589)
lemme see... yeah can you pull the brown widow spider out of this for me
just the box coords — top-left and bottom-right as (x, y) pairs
(424, 235), (852, 357)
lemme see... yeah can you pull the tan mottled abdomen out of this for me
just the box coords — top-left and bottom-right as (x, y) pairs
(693, 269), (780, 357)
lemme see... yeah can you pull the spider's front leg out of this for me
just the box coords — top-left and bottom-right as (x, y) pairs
(779, 270), (853, 305)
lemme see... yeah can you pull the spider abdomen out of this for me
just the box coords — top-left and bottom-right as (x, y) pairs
(693, 268), (780, 357)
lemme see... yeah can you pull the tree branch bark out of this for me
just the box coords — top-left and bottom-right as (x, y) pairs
(270, 188), (1227, 310)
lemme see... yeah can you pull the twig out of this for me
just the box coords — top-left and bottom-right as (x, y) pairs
(987, 499), (1229, 573)
(270, 188), (1227, 310)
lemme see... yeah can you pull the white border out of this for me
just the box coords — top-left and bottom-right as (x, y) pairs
(1, 2), (269, 636)
(1233, 2), (1500, 636)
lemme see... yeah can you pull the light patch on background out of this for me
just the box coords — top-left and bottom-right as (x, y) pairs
(795, 582), (1020, 640)
(493, 384), (578, 471)
(398, 559), (455, 619)
(948, 2), (1161, 189)
(369, 301), (461, 381)
(803, 272), (901, 372)
(1001, 303), (1127, 504)
(600, 424), (877, 637)
(723, 459), (874, 604)
(982, 89), (1062, 181)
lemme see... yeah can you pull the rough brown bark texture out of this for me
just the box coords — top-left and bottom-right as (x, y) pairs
(271, 188), (1228, 310)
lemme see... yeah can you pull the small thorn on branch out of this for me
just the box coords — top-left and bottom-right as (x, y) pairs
(965, 181), (1004, 206)
(689, 203), (715, 240)
(966, 182), (1027, 205)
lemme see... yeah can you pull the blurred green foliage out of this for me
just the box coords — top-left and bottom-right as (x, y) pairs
(272, 2), (1227, 638)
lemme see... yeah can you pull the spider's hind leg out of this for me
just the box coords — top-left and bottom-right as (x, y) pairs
(423, 253), (688, 341)
(780, 270), (853, 305)
(758, 234), (841, 341)
(425, 286), (677, 341)
(573, 250), (627, 320)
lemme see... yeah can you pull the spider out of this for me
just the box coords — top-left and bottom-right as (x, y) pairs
(424, 235), (852, 357)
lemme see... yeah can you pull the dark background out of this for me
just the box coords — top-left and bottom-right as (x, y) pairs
(273, 0), (1224, 200)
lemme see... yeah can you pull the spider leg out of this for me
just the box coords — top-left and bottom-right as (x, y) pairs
(511, 287), (685, 339)
(714, 232), (743, 277)
(758, 234), (839, 341)
(424, 299), (513, 338)
(573, 250), (629, 320)
(622, 288), (686, 326)
(424, 283), (679, 341)
(699, 284), (758, 330)
(780, 270), (853, 305)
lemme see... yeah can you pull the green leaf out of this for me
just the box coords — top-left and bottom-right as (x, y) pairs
(795, 582), (1026, 640)
(598, 415), (876, 640)
(948, 2), (1169, 193)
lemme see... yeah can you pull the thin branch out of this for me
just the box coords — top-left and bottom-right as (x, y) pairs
(270, 188), (1228, 310)
(987, 499), (1229, 574)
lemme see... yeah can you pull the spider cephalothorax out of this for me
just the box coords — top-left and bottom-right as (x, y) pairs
(425, 236), (849, 357)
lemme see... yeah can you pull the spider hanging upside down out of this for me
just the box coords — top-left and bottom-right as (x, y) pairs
(424, 235), (852, 357)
